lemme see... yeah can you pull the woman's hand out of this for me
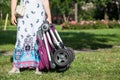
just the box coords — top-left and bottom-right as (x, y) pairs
(11, 0), (17, 25)
(11, 14), (17, 26)
(47, 18), (52, 24)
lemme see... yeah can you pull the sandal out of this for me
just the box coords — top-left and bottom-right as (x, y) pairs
(35, 71), (42, 75)
(8, 68), (20, 75)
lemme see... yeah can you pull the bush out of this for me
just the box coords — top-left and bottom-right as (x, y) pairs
(62, 20), (120, 30)
(93, 21), (108, 29)
(62, 21), (94, 30)
(108, 21), (120, 28)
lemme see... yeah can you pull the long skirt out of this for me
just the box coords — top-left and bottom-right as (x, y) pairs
(13, 0), (46, 68)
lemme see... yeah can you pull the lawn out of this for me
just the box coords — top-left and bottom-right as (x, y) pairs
(0, 25), (120, 80)
(0, 47), (120, 80)
(1, 26), (120, 51)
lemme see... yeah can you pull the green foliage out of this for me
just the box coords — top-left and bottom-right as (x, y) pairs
(1, 0), (119, 22)
(93, 0), (111, 6)
(0, 0), (11, 19)
(62, 22), (94, 30)
(50, 0), (73, 15)
(108, 21), (120, 28)
(79, 9), (95, 20)
(93, 21), (108, 29)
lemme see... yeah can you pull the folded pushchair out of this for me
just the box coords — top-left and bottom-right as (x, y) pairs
(37, 21), (75, 71)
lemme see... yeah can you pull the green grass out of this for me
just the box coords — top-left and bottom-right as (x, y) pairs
(1, 26), (120, 51)
(0, 47), (120, 80)
(0, 25), (120, 80)
(60, 29), (120, 50)
(0, 26), (16, 51)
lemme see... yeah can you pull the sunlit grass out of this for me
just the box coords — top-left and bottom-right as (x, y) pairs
(0, 44), (14, 51)
(0, 26), (120, 80)
(0, 47), (120, 80)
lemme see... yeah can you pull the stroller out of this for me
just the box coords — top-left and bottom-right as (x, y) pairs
(37, 21), (75, 71)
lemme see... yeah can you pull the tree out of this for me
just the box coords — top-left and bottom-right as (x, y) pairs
(0, 0), (10, 30)
(92, 0), (113, 20)
(0, 0), (10, 20)
(50, 0), (74, 22)
(50, 0), (120, 22)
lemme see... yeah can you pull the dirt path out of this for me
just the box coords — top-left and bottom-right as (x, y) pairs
(0, 51), (13, 56)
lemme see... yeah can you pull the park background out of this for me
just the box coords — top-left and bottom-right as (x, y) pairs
(0, 0), (120, 80)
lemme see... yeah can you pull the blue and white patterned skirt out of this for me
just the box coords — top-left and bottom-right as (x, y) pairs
(13, 0), (46, 68)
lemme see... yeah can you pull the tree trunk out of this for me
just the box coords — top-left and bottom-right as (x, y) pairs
(104, 7), (109, 20)
(0, 10), (2, 20)
(4, 13), (9, 31)
(0, 9), (2, 30)
(63, 14), (67, 22)
(75, 3), (78, 22)
(117, 3), (120, 20)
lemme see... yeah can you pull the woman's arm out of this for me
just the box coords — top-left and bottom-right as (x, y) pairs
(41, 0), (52, 23)
(11, 0), (17, 25)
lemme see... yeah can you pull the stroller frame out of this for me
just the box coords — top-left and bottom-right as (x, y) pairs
(37, 21), (74, 71)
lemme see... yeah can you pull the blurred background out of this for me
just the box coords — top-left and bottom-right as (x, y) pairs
(1, 0), (120, 29)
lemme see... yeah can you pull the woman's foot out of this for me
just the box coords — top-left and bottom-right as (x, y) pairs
(35, 68), (42, 75)
(8, 68), (20, 75)
(35, 71), (42, 75)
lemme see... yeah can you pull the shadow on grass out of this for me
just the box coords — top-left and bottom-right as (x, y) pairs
(0, 30), (116, 51)
(0, 30), (16, 45)
(59, 31), (115, 50)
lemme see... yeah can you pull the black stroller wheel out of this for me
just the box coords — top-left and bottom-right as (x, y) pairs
(53, 49), (70, 67)
(66, 47), (75, 63)
(56, 64), (70, 72)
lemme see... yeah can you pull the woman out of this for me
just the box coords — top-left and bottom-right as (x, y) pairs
(9, 0), (52, 75)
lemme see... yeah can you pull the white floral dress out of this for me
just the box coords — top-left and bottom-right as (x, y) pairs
(13, 0), (46, 68)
